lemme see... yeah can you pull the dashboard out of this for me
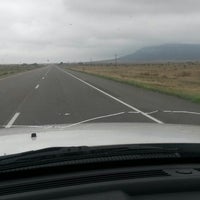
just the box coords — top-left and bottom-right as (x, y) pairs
(2, 163), (200, 199)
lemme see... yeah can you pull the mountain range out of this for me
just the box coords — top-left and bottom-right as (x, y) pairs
(117, 44), (200, 63)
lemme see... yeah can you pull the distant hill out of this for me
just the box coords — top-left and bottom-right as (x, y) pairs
(118, 44), (200, 63)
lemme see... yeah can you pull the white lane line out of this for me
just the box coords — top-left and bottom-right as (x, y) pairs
(164, 110), (200, 115)
(35, 84), (40, 89)
(64, 112), (125, 128)
(58, 67), (164, 124)
(5, 112), (20, 128)
(64, 113), (71, 116)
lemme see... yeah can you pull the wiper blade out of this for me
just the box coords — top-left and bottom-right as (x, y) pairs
(0, 144), (179, 172)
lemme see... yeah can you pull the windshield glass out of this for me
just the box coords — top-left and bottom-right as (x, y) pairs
(0, 0), (200, 154)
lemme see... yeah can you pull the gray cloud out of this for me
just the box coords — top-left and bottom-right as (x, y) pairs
(0, 0), (200, 63)
(66, 0), (200, 15)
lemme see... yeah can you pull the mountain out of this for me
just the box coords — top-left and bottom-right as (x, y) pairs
(118, 44), (200, 63)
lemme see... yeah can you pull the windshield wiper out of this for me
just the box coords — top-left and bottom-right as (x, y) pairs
(0, 144), (180, 172)
(1, 143), (200, 175)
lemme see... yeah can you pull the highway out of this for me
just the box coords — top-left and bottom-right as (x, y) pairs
(0, 65), (200, 128)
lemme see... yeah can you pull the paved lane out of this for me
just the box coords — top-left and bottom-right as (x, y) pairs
(0, 65), (200, 127)
(14, 66), (154, 125)
(0, 66), (50, 126)
(65, 68), (200, 125)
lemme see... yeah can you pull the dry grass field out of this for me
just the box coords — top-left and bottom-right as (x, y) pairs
(68, 63), (200, 103)
(0, 64), (41, 79)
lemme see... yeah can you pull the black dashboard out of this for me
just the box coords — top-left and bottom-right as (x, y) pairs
(2, 163), (200, 200)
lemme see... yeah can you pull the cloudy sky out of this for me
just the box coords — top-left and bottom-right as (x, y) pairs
(0, 0), (200, 63)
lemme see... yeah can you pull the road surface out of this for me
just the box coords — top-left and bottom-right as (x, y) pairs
(0, 65), (200, 128)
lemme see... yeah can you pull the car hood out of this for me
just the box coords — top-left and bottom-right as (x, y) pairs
(0, 123), (200, 156)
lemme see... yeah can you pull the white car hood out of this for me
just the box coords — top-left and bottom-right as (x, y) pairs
(0, 123), (200, 156)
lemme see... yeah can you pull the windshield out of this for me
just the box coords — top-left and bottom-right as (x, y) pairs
(0, 0), (200, 154)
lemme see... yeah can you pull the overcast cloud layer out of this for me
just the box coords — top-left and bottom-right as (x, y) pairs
(0, 0), (200, 63)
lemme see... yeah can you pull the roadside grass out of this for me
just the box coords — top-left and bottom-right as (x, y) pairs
(65, 63), (200, 104)
(0, 64), (41, 79)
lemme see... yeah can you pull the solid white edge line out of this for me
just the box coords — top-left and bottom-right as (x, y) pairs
(5, 112), (20, 128)
(58, 67), (164, 124)
(35, 84), (39, 89)
(64, 112), (125, 128)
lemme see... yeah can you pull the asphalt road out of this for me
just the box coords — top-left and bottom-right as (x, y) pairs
(0, 65), (200, 127)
